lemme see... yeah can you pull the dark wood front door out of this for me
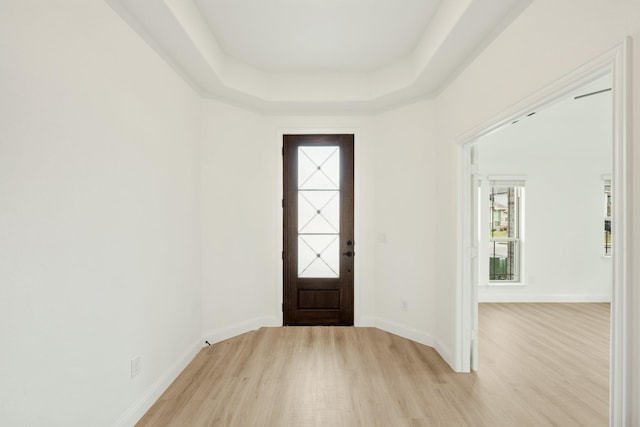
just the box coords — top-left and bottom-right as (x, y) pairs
(283, 134), (354, 326)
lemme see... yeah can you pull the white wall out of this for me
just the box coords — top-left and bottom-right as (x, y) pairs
(369, 102), (438, 345)
(199, 100), (276, 341)
(434, 0), (640, 370)
(476, 83), (612, 302)
(0, 2), (202, 425)
(199, 101), (438, 347)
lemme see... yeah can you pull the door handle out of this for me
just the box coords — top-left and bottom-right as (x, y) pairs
(343, 251), (353, 257)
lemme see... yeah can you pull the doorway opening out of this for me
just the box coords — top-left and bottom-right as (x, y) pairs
(456, 41), (631, 425)
(473, 73), (613, 424)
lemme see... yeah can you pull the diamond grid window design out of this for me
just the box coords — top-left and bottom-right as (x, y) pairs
(298, 191), (339, 234)
(298, 147), (340, 278)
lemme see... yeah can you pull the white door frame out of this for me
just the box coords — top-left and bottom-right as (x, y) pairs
(455, 39), (631, 425)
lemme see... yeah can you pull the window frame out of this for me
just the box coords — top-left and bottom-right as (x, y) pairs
(603, 175), (612, 257)
(481, 177), (526, 285)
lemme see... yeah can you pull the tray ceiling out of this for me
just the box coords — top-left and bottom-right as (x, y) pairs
(107, 0), (532, 113)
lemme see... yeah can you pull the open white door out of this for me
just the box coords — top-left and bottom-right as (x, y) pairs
(458, 144), (480, 373)
(470, 148), (481, 371)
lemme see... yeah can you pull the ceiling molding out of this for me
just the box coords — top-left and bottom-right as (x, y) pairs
(106, 0), (532, 114)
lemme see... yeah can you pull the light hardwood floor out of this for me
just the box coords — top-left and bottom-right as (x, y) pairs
(137, 303), (609, 426)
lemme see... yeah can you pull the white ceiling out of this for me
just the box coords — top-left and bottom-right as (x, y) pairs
(194, 0), (441, 73)
(107, 0), (532, 113)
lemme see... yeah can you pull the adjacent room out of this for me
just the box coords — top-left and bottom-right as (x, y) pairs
(473, 74), (614, 424)
(475, 75), (612, 303)
(1, 0), (639, 426)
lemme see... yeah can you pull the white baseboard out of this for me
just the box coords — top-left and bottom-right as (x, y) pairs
(114, 317), (280, 427)
(112, 338), (201, 427)
(202, 316), (279, 346)
(432, 338), (456, 372)
(356, 315), (375, 327)
(478, 294), (612, 303)
(371, 318), (457, 373)
(261, 316), (280, 327)
(372, 317), (434, 348)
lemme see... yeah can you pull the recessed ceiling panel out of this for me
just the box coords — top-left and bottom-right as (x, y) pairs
(194, 0), (441, 73)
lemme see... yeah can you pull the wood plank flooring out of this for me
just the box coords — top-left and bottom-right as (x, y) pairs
(137, 303), (609, 426)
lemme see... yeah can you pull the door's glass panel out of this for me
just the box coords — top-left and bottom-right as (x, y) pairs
(298, 235), (340, 278)
(298, 146), (340, 278)
(298, 147), (340, 190)
(298, 191), (339, 234)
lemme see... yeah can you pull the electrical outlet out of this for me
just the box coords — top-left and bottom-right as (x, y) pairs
(131, 356), (141, 379)
(400, 300), (408, 312)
